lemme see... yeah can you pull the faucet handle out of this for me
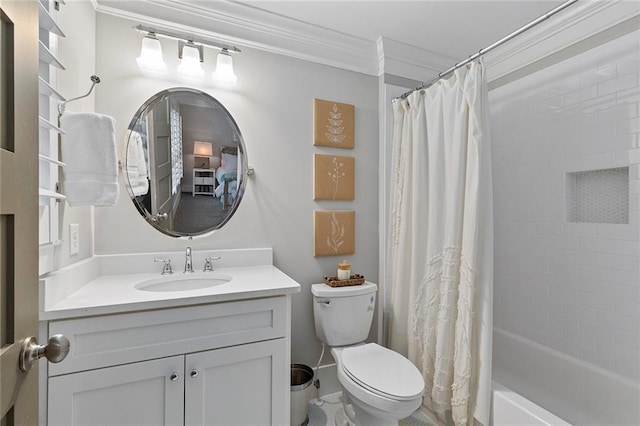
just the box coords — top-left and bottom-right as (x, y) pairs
(203, 256), (221, 272)
(154, 258), (173, 275)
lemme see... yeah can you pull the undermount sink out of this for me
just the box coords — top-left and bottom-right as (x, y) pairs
(134, 274), (233, 292)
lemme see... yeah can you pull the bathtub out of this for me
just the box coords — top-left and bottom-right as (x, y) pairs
(493, 381), (570, 426)
(493, 327), (640, 425)
(417, 380), (570, 426)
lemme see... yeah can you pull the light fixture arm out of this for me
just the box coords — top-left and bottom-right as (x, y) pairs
(179, 40), (204, 62)
(135, 24), (241, 54)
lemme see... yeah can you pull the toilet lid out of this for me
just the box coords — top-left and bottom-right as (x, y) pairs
(341, 343), (424, 401)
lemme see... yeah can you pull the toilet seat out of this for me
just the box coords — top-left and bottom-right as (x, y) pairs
(341, 343), (424, 401)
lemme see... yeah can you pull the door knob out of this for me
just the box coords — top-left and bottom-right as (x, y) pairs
(169, 372), (180, 382)
(151, 213), (168, 222)
(19, 334), (70, 372)
(190, 369), (199, 378)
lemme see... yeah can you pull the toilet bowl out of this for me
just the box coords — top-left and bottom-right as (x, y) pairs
(332, 344), (424, 425)
(311, 282), (425, 426)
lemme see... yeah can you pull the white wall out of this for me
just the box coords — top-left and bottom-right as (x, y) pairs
(55, 0), (96, 268)
(93, 13), (379, 366)
(491, 30), (640, 381)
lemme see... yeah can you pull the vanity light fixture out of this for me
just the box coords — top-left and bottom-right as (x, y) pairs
(211, 49), (237, 87)
(136, 33), (167, 74)
(178, 40), (205, 79)
(134, 25), (241, 84)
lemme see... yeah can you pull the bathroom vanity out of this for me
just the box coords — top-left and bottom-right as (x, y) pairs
(39, 249), (299, 426)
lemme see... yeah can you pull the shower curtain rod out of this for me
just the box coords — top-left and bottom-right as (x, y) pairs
(395, 0), (579, 101)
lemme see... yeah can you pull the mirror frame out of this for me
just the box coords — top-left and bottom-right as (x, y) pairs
(124, 87), (248, 238)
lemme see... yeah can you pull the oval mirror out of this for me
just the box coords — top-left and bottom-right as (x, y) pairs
(125, 88), (247, 237)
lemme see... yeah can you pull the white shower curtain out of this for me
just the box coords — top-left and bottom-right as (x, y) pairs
(389, 60), (493, 426)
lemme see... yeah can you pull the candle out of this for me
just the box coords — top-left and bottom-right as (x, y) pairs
(337, 260), (351, 280)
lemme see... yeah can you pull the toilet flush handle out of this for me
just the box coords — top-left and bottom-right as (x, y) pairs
(316, 299), (331, 306)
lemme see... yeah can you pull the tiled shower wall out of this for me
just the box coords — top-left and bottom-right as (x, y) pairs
(490, 30), (640, 381)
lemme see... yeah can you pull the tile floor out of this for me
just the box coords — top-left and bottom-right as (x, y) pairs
(306, 393), (430, 426)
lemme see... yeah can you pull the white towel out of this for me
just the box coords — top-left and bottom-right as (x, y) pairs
(60, 112), (119, 206)
(125, 130), (149, 197)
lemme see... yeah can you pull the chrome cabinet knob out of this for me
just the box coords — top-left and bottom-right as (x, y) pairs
(190, 369), (199, 378)
(169, 372), (179, 382)
(19, 334), (70, 372)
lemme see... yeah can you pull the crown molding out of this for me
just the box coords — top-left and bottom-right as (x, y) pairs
(95, 0), (378, 76)
(376, 37), (458, 83)
(484, 0), (640, 82)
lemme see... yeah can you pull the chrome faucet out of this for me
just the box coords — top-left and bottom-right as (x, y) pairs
(184, 247), (194, 273)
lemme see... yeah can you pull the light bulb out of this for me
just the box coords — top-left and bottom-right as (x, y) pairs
(212, 49), (237, 87)
(136, 35), (167, 74)
(178, 43), (204, 79)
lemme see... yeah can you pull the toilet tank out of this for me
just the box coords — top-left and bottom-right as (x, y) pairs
(311, 282), (377, 347)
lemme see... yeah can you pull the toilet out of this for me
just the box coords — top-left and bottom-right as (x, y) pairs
(311, 282), (424, 426)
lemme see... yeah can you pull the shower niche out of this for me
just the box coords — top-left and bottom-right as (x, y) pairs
(566, 167), (629, 224)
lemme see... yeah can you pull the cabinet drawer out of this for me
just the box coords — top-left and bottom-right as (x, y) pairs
(194, 177), (205, 184)
(202, 177), (215, 185)
(49, 296), (287, 376)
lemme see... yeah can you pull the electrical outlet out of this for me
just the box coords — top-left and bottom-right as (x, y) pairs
(69, 224), (80, 256)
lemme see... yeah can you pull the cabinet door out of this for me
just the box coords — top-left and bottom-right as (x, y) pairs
(185, 339), (287, 426)
(48, 356), (184, 426)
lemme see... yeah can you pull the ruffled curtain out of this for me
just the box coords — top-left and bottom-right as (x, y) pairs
(389, 60), (493, 426)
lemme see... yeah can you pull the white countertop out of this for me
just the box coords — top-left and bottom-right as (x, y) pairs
(41, 264), (300, 321)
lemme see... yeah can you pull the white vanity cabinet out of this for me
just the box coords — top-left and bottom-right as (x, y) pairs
(45, 296), (290, 426)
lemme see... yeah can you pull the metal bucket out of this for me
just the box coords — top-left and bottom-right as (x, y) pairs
(290, 364), (313, 426)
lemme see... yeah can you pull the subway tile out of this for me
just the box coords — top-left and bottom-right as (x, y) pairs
(600, 282), (640, 303)
(579, 347), (615, 371)
(579, 237), (617, 253)
(598, 72), (637, 97)
(618, 117), (640, 135)
(614, 329), (640, 350)
(578, 320), (614, 342)
(613, 360), (640, 382)
(596, 310), (639, 334)
(596, 224), (639, 240)
(548, 260), (579, 278)
(563, 249), (598, 266)
(596, 253), (639, 272)
(565, 222), (598, 237)
(576, 290), (597, 307)
(562, 301), (597, 322)
(617, 86), (640, 105)
(582, 122), (616, 142)
(629, 149), (640, 164)
(581, 65), (616, 88)
(566, 86), (598, 105)
(614, 299), (640, 319)
(618, 57), (639, 75)
(606, 269), (640, 286)
(596, 339), (639, 366)
(536, 222), (565, 236)
(578, 264), (612, 282)
(615, 240), (640, 256)
(578, 331), (598, 352)
(612, 149), (631, 166)
(564, 152), (616, 173)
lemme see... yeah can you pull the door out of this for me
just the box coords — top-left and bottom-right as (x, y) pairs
(184, 339), (288, 426)
(48, 356), (185, 426)
(147, 100), (173, 230)
(0, 1), (40, 425)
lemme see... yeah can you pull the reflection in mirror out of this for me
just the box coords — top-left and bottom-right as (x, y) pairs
(125, 88), (246, 237)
